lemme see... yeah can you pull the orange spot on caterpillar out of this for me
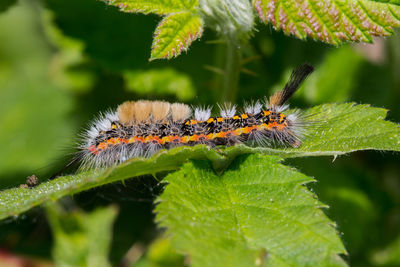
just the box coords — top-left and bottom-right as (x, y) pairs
(217, 131), (234, 138)
(206, 133), (215, 139)
(267, 122), (287, 131)
(242, 126), (257, 134)
(107, 138), (120, 145)
(189, 134), (199, 142)
(145, 135), (162, 144)
(233, 128), (243, 136)
(181, 136), (190, 143)
(216, 131), (226, 138)
(97, 142), (107, 150)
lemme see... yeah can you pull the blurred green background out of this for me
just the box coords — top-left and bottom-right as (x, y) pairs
(0, 0), (399, 266)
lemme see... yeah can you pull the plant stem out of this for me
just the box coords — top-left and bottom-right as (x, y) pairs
(222, 39), (241, 103)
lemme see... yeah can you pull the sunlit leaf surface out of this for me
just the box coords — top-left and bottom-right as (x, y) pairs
(253, 0), (400, 45)
(156, 155), (347, 266)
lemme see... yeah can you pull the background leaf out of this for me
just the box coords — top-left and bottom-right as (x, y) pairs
(0, 0), (75, 186)
(0, 0), (16, 13)
(123, 68), (196, 101)
(155, 154), (347, 267)
(47, 204), (118, 267)
(372, 234), (400, 266)
(134, 236), (185, 267)
(151, 12), (204, 60)
(103, 0), (203, 61)
(288, 156), (379, 265)
(104, 0), (198, 15)
(253, 0), (400, 45)
(298, 47), (364, 104)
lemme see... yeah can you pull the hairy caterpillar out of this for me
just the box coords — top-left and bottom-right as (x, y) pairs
(75, 64), (314, 169)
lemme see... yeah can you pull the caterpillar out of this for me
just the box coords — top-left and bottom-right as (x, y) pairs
(76, 64), (314, 169)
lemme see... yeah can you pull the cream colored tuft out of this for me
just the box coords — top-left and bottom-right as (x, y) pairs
(133, 100), (152, 122)
(171, 103), (191, 121)
(117, 101), (136, 125)
(269, 91), (284, 108)
(152, 101), (171, 121)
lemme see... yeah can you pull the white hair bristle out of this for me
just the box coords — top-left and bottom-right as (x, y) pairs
(275, 104), (289, 113)
(219, 103), (237, 118)
(244, 101), (262, 115)
(194, 106), (212, 121)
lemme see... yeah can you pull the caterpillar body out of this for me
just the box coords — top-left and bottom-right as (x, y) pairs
(77, 64), (314, 169)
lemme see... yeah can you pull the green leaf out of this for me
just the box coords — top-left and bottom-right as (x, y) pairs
(47, 204), (118, 267)
(253, 0), (400, 45)
(293, 103), (400, 155)
(371, 234), (400, 266)
(155, 154), (347, 267)
(102, 0), (203, 60)
(104, 0), (198, 15)
(123, 68), (196, 101)
(151, 12), (204, 60)
(300, 47), (364, 104)
(0, 0), (75, 184)
(270, 48), (363, 105)
(288, 156), (377, 256)
(134, 236), (185, 267)
(0, 103), (399, 221)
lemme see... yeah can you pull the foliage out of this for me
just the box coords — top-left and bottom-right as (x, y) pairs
(105, 0), (400, 61)
(47, 204), (118, 267)
(0, 0), (16, 13)
(0, 1), (75, 186)
(134, 237), (185, 267)
(123, 68), (196, 101)
(0, 0), (400, 267)
(253, 0), (400, 45)
(156, 154), (347, 267)
(104, 0), (203, 60)
(372, 234), (400, 266)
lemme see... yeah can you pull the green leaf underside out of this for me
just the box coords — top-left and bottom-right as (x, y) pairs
(151, 12), (204, 60)
(103, 0), (203, 60)
(104, 0), (198, 15)
(0, 103), (399, 220)
(155, 154), (347, 267)
(47, 204), (118, 267)
(253, 0), (400, 45)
